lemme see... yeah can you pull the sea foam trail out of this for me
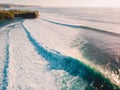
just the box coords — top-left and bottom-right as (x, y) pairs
(2, 44), (9, 90)
(0, 23), (16, 90)
(0, 31), (9, 90)
(24, 18), (80, 58)
(0, 31), (7, 89)
(8, 22), (58, 90)
(2, 30), (11, 90)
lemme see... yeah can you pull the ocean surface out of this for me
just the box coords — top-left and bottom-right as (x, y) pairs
(0, 7), (120, 90)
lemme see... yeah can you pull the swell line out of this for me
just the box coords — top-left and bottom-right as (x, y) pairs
(22, 23), (118, 90)
(81, 18), (120, 25)
(41, 18), (81, 28)
(41, 18), (120, 37)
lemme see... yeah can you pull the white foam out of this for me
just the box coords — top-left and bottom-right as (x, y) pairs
(8, 23), (60, 90)
(0, 22), (15, 89)
(23, 17), (80, 57)
(0, 31), (8, 89)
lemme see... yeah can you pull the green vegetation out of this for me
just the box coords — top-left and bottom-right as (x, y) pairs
(0, 10), (39, 21)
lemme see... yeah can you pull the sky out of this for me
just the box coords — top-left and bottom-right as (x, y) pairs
(0, 0), (120, 7)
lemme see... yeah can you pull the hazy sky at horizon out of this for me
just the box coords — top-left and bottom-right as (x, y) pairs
(0, 0), (120, 7)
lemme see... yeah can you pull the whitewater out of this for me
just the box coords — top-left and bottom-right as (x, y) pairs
(0, 7), (120, 90)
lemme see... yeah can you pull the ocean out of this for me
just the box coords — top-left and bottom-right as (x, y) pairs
(0, 7), (120, 90)
(37, 7), (120, 87)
